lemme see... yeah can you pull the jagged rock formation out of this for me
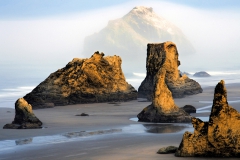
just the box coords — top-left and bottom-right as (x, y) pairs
(193, 71), (211, 77)
(138, 42), (202, 99)
(24, 52), (137, 109)
(175, 80), (240, 157)
(83, 6), (195, 72)
(137, 68), (191, 123)
(3, 98), (42, 129)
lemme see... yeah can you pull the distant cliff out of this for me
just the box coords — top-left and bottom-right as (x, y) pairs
(83, 6), (195, 72)
(138, 42), (202, 99)
(24, 52), (137, 109)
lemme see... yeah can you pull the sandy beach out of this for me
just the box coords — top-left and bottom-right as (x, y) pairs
(1, 84), (240, 160)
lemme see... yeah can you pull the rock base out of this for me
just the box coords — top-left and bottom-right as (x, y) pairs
(137, 104), (191, 123)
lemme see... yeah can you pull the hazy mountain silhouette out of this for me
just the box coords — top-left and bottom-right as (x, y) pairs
(83, 6), (195, 73)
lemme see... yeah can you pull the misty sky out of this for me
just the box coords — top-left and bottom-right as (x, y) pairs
(1, 0), (240, 78)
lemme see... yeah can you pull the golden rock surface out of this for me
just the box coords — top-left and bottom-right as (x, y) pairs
(137, 42), (192, 122)
(24, 52), (137, 109)
(3, 98), (42, 129)
(176, 80), (240, 157)
(138, 41), (202, 99)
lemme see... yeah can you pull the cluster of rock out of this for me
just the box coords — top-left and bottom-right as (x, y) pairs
(24, 52), (137, 109)
(3, 98), (42, 129)
(176, 80), (240, 157)
(138, 42), (202, 100)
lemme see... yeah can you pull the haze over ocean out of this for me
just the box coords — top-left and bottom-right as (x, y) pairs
(1, 0), (240, 108)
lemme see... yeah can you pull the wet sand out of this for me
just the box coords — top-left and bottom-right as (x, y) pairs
(1, 84), (240, 159)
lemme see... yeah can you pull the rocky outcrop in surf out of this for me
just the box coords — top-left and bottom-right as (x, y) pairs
(24, 52), (137, 109)
(3, 98), (42, 129)
(175, 80), (240, 157)
(137, 67), (191, 123)
(138, 42), (202, 100)
(193, 71), (211, 77)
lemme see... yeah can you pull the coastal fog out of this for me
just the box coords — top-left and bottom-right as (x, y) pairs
(1, 1), (240, 75)
(1, 0), (240, 108)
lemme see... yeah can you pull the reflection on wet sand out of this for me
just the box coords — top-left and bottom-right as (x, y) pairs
(15, 138), (33, 145)
(63, 129), (122, 138)
(143, 124), (188, 133)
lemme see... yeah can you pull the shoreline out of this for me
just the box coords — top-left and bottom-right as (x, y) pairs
(0, 83), (240, 159)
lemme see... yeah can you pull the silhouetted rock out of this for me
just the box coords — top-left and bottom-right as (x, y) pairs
(83, 6), (195, 72)
(24, 52), (137, 109)
(181, 105), (196, 114)
(137, 68), (191, 123)
(193, 71), (210, 77)
(157, 146), (178, 154)
(175, 80), (240, 157)
(3, 98), (42, 129)
(138, 42), (202, 100)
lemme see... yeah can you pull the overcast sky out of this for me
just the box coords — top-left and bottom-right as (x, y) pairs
(1, 0), (240, 75)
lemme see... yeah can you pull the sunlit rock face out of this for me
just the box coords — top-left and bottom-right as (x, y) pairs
(3, 98), (42, 129)
(137, 67), (191, 123)
(24, 52), (137, 109)
(176, 80), (240, 157)
(138, 42), (202, 100)
(83, 6), (195, 72)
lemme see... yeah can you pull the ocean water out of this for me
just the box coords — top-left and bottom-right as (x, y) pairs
(1, 70), (240, 108)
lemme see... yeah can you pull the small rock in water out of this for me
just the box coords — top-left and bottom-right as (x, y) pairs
(193, 71), (210, 77)
(157, 146), (178, 154)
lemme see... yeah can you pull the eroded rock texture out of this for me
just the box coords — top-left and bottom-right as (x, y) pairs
(137, 68), (191, 123)
(3, 98), (42, 129)
(175, 80), (240, 157)
(24, 52), (137, 109)
(138, 42), (202, 99)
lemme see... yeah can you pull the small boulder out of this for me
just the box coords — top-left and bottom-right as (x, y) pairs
(3, 98), (42, 129)
(157, 146), (178, 154)
(193, 71), (210, 77)
(181, 105), (196, 114)
(76, 113), (89, 116)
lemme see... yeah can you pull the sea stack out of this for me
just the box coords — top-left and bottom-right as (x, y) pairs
(175, 80), (240, 157)
(24, 52), (137, 109)
(138, 42), (202, 100)
(83, 6), (195, 72)
(137, 68), (191, 123)
(3, 98), (42, 129)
